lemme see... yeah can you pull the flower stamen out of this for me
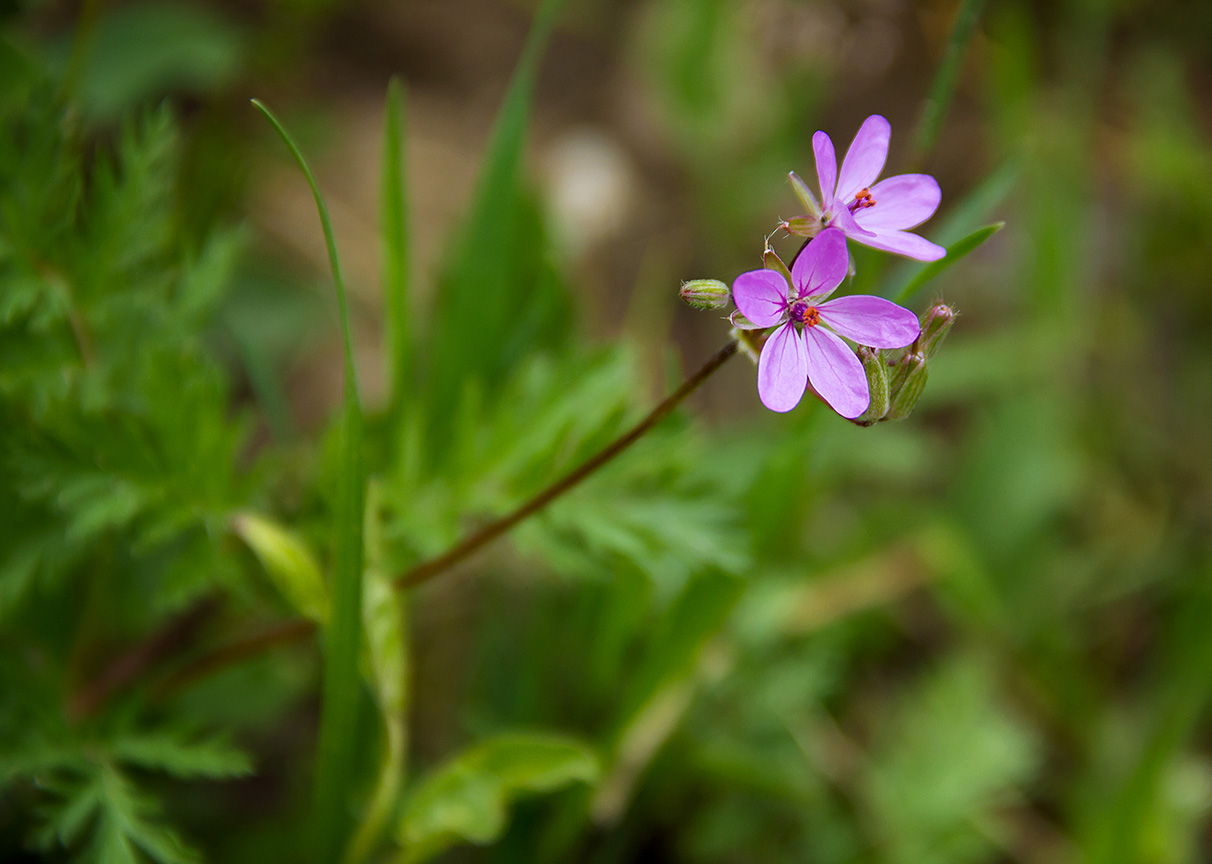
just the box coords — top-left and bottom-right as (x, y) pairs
(790, 302), (821, 328)
(848, 187), (876, 213)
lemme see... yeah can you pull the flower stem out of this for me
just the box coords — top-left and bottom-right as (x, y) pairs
(396, 339), (740, 589)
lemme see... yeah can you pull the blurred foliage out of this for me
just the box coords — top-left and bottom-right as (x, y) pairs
(3, 0), (1212, 863)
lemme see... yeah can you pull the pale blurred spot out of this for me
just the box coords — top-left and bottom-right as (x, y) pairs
(541, 128), (637, 262)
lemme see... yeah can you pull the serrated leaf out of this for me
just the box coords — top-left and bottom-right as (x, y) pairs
(399, 733), (599, 864)
(38, 767), (199, 864)
(107, 730), (253, 779)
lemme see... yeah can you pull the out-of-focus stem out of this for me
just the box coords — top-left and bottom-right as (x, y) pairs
(396, 339), (739, 590)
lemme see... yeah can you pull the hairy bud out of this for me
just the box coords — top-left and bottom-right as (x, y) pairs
(887, 351), (929, 421)
(915, 303), (956, 357)
(856, 347), (889, 425)
(680, 278), (731, 311)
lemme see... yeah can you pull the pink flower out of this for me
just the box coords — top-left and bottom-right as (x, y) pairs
(791, 115), (945, 262)
(732, 228), (920, 417)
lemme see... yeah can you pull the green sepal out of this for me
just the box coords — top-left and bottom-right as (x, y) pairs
(856, 347), (890, 426)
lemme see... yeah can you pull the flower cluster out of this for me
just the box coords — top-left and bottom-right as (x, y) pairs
(683, 114), (953, 421)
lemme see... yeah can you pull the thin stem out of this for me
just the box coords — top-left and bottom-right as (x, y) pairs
(910, 0), (988, 168)
(150, 618), (317, 701)
(69, 598), (221, 720)
(397, 339), (739, 589)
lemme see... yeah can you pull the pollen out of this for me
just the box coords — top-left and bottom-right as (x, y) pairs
(852, 188), (876, 209)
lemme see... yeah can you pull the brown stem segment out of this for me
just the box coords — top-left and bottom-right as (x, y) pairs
(151, 618), (318, 701)
(396, 339), (739, 590)
(79, 341), (740, 711)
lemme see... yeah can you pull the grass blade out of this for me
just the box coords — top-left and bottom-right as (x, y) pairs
(910, 0), (988, 167)
(890, 222), (1003, 305)
(381, 78), (411, 421)
(425, 0), (574, 453)
(252, 98), (366, 864)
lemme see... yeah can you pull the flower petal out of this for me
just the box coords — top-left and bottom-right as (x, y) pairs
(829, 204), (875, 238)
(732, 269), (788, 327)
(803, 325), (869, 419)
(813, 130), (837, 204)
(857, 228), (946, 261)
(791, 228), (849, 299)
(817, 295), (921, 348)
(757, 323), (808, 413)
(836, 114), (891, 200)
(854, 173), (941, 231)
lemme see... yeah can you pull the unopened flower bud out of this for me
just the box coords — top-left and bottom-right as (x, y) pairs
(856, 347), (889, 425)
(680, 279), (731, 310)
(887, 351), (928, 421)
(915, 304), (955, 357)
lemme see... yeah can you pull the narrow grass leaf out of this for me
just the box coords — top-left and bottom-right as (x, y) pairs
(890, 223), (1003, 306)
(252, 98), (366, 864)
(342, 484), (410, 864)
(425, 0), (574, 452)
(380, 77), (411, 421)
(910, 0), (988, 166)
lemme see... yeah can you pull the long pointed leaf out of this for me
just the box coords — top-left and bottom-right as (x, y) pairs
(425, 0), (573, 454)
(891, 222), (1003, 305)
(381, 77), (411, 422)
(252, 98), (366, 864)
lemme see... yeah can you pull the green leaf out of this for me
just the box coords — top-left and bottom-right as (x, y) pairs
(252, 98), (366, 864)
(38, 767), (199, 864)
(889, 223), (1004, 305)
(865, 657), (1038, 864)
(107, 730), (253, 779)
(342, 484), (410, 864)
(593, 569), (744, 823)
(232, 511), (329, 623)
(380, 77), (412, 422)
(59, 1), (247, 121)
(399, 733), (599, 864)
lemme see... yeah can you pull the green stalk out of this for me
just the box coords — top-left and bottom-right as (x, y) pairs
(381, 78), (411, 422)
(910, 0), (988, 167)
(253, 99), (366, 864)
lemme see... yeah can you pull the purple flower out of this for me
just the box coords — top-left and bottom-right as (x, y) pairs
(732, 228), (920, 417)
(791, 115), (945, 262)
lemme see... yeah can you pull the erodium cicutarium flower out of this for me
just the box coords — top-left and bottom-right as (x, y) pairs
(732, 228), (920, 417)
(788, 114), (945, 262)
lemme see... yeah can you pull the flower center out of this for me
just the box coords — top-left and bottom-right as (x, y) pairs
(847, 187), (877, 213)
(789, 302), (821, 328)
